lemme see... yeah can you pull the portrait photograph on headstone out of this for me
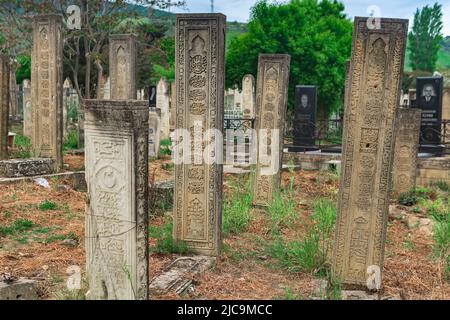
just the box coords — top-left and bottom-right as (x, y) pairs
(0, 0), (449, 307)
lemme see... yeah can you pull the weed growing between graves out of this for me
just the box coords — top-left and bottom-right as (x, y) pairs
(268, 198), (336, 276)
(159, 139), (172, 157)
(398, 187), (435, 206)
(0, 218), (34, 237)
(39, 200), (58, 211)
(63, 130), (79, 152)
(149, 217), (190, 254)
(11, 134), (32, 159)
(223, 177), (253, 235)
(266, 176), (297, 234)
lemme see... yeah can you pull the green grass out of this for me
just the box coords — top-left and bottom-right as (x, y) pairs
(268, 198), (336, 276)
(12, 134), (32, 158)
(398, 187), (435, 206)
(63, 130), (79, 151)
(267, 177), (297, 234)
(159, 138), (172, 157)
(149, 218), (190, 254)
(223, 177), (253, 235)
(38, 200), (58, 211)
(0, 218), (35, 237)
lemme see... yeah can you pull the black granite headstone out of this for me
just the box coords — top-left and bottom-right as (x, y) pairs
(289, 85), (318, 152)
(148, 85), (157, 109)
(416, 77), (443, 153)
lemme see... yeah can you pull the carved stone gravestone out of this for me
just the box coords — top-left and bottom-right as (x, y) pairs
(391, 108), (421, 197)
(31, 14), (64, 171)
(9, 67), (19, 118)
(149, 108), (161, 158)
(289, 85), (318, 152)
(0, 54), (9, 160)
(103, 77), (111, 100)
(416, 77), (444, 151)
(242, 74), (255, 119)
(109, 34), (137, 100)
(84, 100), (149, 300)
(22, 80), (32, 138)
(252, 54), (291, 207)
(157, 78), (170, 140)
(332, 17), (408, 288)
(63, 78), (71, 139)
(173, 13), (226, 256)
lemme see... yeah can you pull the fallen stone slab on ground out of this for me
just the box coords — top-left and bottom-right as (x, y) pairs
(0, 158), (54, 178)
(149, 256), (216, 296)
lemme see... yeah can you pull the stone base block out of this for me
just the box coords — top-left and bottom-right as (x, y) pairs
(0, 279), (38, 300)
(149, 181), (174, 216)
(0, 158), (54, 178)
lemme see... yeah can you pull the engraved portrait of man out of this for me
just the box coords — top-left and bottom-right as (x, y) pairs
(420, 84), (436, 109)
(301, 94), (310, 109)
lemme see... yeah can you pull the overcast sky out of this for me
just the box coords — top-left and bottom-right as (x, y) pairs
(170, 0), (450, 36)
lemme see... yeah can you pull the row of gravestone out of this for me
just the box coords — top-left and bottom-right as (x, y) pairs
(83, 15), (423, 299)
(0, 13), (427, 300)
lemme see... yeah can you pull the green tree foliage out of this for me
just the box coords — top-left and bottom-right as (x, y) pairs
(408, 3), (443, 72)
(226, 0), (352, 116)
(15, 54), (31, 84)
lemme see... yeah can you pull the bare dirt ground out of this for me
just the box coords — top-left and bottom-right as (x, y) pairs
(0, 158), (449, 300)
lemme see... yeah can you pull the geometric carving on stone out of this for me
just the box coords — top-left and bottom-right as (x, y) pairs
(252, 54), (291, 207)
(109, 34), (137, 100)
(173, 13), (226, 256)
(391, 108), (421, 197)
(332, 17), (409, 287)
(0, 54), (9, 160)
(31, 14), (64, 171)
(84, 99), (149, 300)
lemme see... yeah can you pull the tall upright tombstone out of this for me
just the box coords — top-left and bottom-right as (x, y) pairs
(9, 67), (19, 118)
(416, 76), (444, 153)
(289, 85), (318, 152)
(109, 34), (137, 100)
(252, 54), (291, 207)
(84, 100), (149, 300)
(157, 78), (170, 140)
(0, 55), (9, 160)
(63, 78), (72, 139)
(391, 108), (421, 197)
(242, 74), (255, 119)
(31, 14), (64, 171)
(148, 108), (161, 158)
(332, 17), (408, 288)
(408, 89), (416, 107)
(22, 80), (32, 138)
(173, 13), (226, 256)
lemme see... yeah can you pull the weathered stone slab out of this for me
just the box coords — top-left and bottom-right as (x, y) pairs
(0, 158), (54, 178)
(31, 14), (64, 171)
(149, 180), (174, 216)
(332, 17), (409, 287)
(149, 256), (215, 295)
(391, 108), (421, 197)
(0, 54), (9, 160)
(149, 108), (161, 158)
(0, 279), (38, 300)
(84, 100), (149, 300)
(157, 78), (170, 140)
(173, 13), (226, 256)
(252, 54), (291, 207)
(170, 81), (176, 131)
(22, 79), (32, 138)
(443, 87), (450, 120)
(109, 34), (137, 100)
(9, 66), (19, 118)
